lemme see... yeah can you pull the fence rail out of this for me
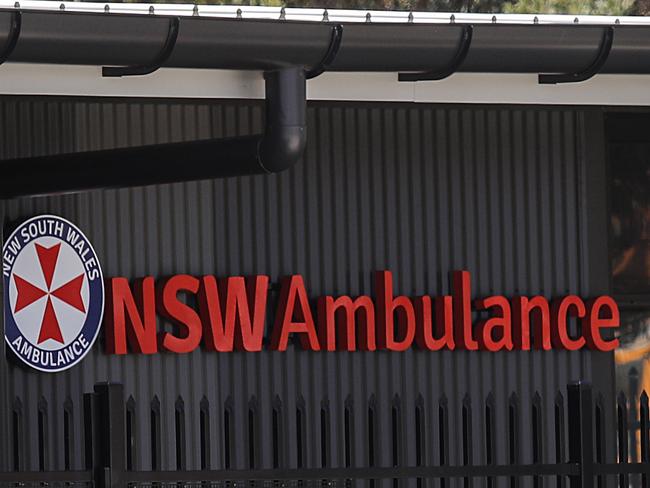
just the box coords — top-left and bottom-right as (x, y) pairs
(0, 470), (92, 482)
(1, 382), (650, 488)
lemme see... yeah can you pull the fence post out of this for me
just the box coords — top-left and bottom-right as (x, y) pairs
(567, 382), (594, 488)
(93, 382), (126, 488)
(83, 392), (97, 472)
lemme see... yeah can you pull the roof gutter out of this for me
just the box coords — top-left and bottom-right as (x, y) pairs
(1, 9), (648, 74)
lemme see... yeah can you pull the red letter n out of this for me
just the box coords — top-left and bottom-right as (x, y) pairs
(105, 277), (157, 354)
(512, 296), (551, 350)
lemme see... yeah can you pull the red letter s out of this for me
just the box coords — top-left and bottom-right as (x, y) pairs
(158, 275), (202, 354)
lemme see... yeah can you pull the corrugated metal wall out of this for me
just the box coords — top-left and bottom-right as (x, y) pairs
(0, 97), (612, 486)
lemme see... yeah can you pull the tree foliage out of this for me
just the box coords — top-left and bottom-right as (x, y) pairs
(134, 0), (644, 17)
(502, 0), (634, 15)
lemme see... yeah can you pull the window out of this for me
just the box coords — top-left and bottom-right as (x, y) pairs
(608, 113), (650, 463)
(608, 117), (650, 346)
(610, 139), (650, 296)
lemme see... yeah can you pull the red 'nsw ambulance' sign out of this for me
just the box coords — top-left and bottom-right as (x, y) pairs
(105, 271), (619, 354)
(3, 215), (620, 374)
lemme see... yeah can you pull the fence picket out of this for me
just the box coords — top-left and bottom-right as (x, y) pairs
(617, 391), (629, 488)
(11, 397), (23, 472)
(484, 393), (495, 488)
(640, 391), (649, 488)
(567, 383), (595, 488)
(438, 395), (449, 488)
(554, 391), (566, 488)
(532, 392), (542, 488)
(37, 396), (48, 472)
(508, 393), (519, 488)
(594, 393), (605, 488)
(200, 396), (210, 470)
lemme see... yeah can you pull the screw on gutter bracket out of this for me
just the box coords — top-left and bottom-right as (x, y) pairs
(322, 9), (329, 21)
(193, 4), (199, 16)
(104, 4), (109, 13)
(574, 16), (579, 23)
(102, 16), (179, 77)
(149, 5), (154, 14)
(13, 1), (19, 7)
(538, 25), (613, 84)
(408, 11), (414, 22)
(491, 15), (496, 23)
(305, 23), (342, 79)
(279, 7), (286, 20)
(533, 15), (538, 23)
(615, 18), (620, 23)
(398, 24), (472, 81)
(236, 8), (242, 19)
(365, 12), (371, 22)
(59, 3), (65, 10)
(450, 14), (455, 23)
(0, 10), (21, 66)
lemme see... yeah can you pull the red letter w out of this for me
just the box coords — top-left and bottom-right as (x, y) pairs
(198, 275), (269, 352)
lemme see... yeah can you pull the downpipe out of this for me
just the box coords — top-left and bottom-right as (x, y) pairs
(0, 67), (306, 198)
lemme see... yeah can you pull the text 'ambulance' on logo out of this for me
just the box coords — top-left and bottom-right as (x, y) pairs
(3, 215), (104, 372)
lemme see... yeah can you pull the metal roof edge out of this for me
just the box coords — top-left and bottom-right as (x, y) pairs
(1, 0), (649, 25)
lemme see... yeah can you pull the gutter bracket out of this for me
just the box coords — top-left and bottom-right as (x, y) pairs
(305, 24), (343, 79)
(0, 11), (21, 66)
(398, 24), (473, 82)
(102, 16), (180, 77)
(538, 26), (614, 84)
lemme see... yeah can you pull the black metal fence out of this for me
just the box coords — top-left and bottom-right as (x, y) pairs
(1, 382), (650, 488)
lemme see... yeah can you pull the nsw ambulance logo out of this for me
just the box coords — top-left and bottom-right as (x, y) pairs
(3, 215), (104, 372)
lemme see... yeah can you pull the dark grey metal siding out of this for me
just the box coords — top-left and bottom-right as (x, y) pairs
(0, 97), (612, 483)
